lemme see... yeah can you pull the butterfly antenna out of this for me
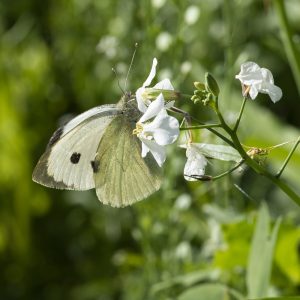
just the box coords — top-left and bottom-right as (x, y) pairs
(124, 43), (138, 91)
(112, 67), (125, 95)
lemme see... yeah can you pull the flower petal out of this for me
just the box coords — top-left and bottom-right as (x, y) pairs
(139, 93), (164, 123)
(139, 137), (166, 167)
(143, 58), (158, 87)
(184, 145), (207, 181)
(261, 82), (283, 103)
(141, 140), (150, 157)
(261, 68), (274, 84)
(235, 61), (263, 86)
(165, 100), (175, 109)
(143, 110), (179, 145)
(240, 61), (261, 74)
(136, 87), (148, 113)
(153, 78), (174, 90)
(249, 84), (259, 100)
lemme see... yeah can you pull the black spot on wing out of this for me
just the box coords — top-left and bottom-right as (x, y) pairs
(90, 160), (100, 173)
(70, 152), (81, 164)
(47, 127), (64, 148)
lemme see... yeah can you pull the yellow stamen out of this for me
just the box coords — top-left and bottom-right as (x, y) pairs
(133, 123), (143, 135)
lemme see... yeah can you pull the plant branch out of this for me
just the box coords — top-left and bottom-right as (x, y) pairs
(228, 129), (300, 206)
(276, 136), (300, 178)
(180, 124), (221, 131)
(233, 97), (247, 132)
(212, 160), (244, 181)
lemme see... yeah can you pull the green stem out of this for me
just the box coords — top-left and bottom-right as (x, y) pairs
(214, 100), (300, 205)
(229, 129), (300, 206)
(190, 116), (235, 147)
(233, 97), (247, 132)
(180, 124), (222, 131)
(212, 160), (244, 181)
(276, 136), (300, 178)
(274, 0), (300, 95)
(170, 106), (234, 147)
(180, 93), (193, 99)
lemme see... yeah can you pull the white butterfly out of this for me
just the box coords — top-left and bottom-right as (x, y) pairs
(32, 93), (162, 207)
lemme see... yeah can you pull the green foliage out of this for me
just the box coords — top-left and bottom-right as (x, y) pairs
(178, 283), (245, 300)
(247, 204), (281, 299)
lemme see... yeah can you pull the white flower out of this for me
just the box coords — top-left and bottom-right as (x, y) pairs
(134, 94), (179, 167)
(183, 143), (208, 181)
(136, 58), (175, 113)
(235, 61), (282, 103)
(156, 32), (173, 52)
(184, 6), (200, 25)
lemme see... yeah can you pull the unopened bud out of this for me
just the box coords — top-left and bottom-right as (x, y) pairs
(191, 95), (200, 103)
(143, 88), (180, 101)
(194, 82), (206, 91)
(205, 73), (220, 97)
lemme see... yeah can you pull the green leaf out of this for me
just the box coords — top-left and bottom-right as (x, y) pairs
(275, 227), (300, 284)
(247, 203), (282, 298)
(177, 283), (245, 300)
(191, 143), (242, 162)
(150, 270), (219, 296)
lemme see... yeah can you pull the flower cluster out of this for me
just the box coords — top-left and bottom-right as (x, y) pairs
(134, 58), (180, 167)
(135, 58), (284, 182)
(134, 94), (179, 167)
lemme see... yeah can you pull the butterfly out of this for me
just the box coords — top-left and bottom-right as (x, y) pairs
(32, 93), (162, 207)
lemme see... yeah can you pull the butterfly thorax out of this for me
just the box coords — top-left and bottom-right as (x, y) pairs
(117, 92), (142, 123)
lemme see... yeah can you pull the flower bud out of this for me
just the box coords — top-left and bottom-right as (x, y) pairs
(191, 95), (201, 104)
(205, 73), (220, 97)
(143, 88), (180, 101)
(194, 82), (206, 91)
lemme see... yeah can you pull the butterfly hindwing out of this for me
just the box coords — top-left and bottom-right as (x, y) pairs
(32, 105), (121, 190)
(93, 114), (163, 207)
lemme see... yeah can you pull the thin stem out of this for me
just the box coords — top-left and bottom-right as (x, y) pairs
(212, 95), (300, 205)
(274, 0), (300, 96)
(212, 160), (244, 181)
(180, 93), (193, 99)
(190, 116), (235, 147)
(276, 136), (300, 178)
(170, 106), (193, 142)
(170, 106), (234, 147)
(180, 124), (222, 131)
(226, 128), (300, 206)
(233, 97), (247, 132)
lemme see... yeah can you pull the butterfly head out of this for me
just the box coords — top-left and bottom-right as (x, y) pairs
(118, 92), (142, 123)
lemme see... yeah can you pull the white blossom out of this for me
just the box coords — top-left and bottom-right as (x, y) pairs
(134, 94), (179, 167)
(136, 58), (175, 112)
(156, 32), (173, 51)
(183, 143), (208, 181)
(235, 61), (282, 103)
(184, 6), (200, 25)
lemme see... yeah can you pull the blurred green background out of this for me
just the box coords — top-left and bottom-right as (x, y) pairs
(1, 0), (300, 299)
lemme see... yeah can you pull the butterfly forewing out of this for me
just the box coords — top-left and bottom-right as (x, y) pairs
(94, 114), (163, 207)
(32, 105), (121, 190)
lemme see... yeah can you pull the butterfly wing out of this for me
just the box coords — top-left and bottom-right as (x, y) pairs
(32, 105), (121, 190)
(93, 114), (163, 207)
